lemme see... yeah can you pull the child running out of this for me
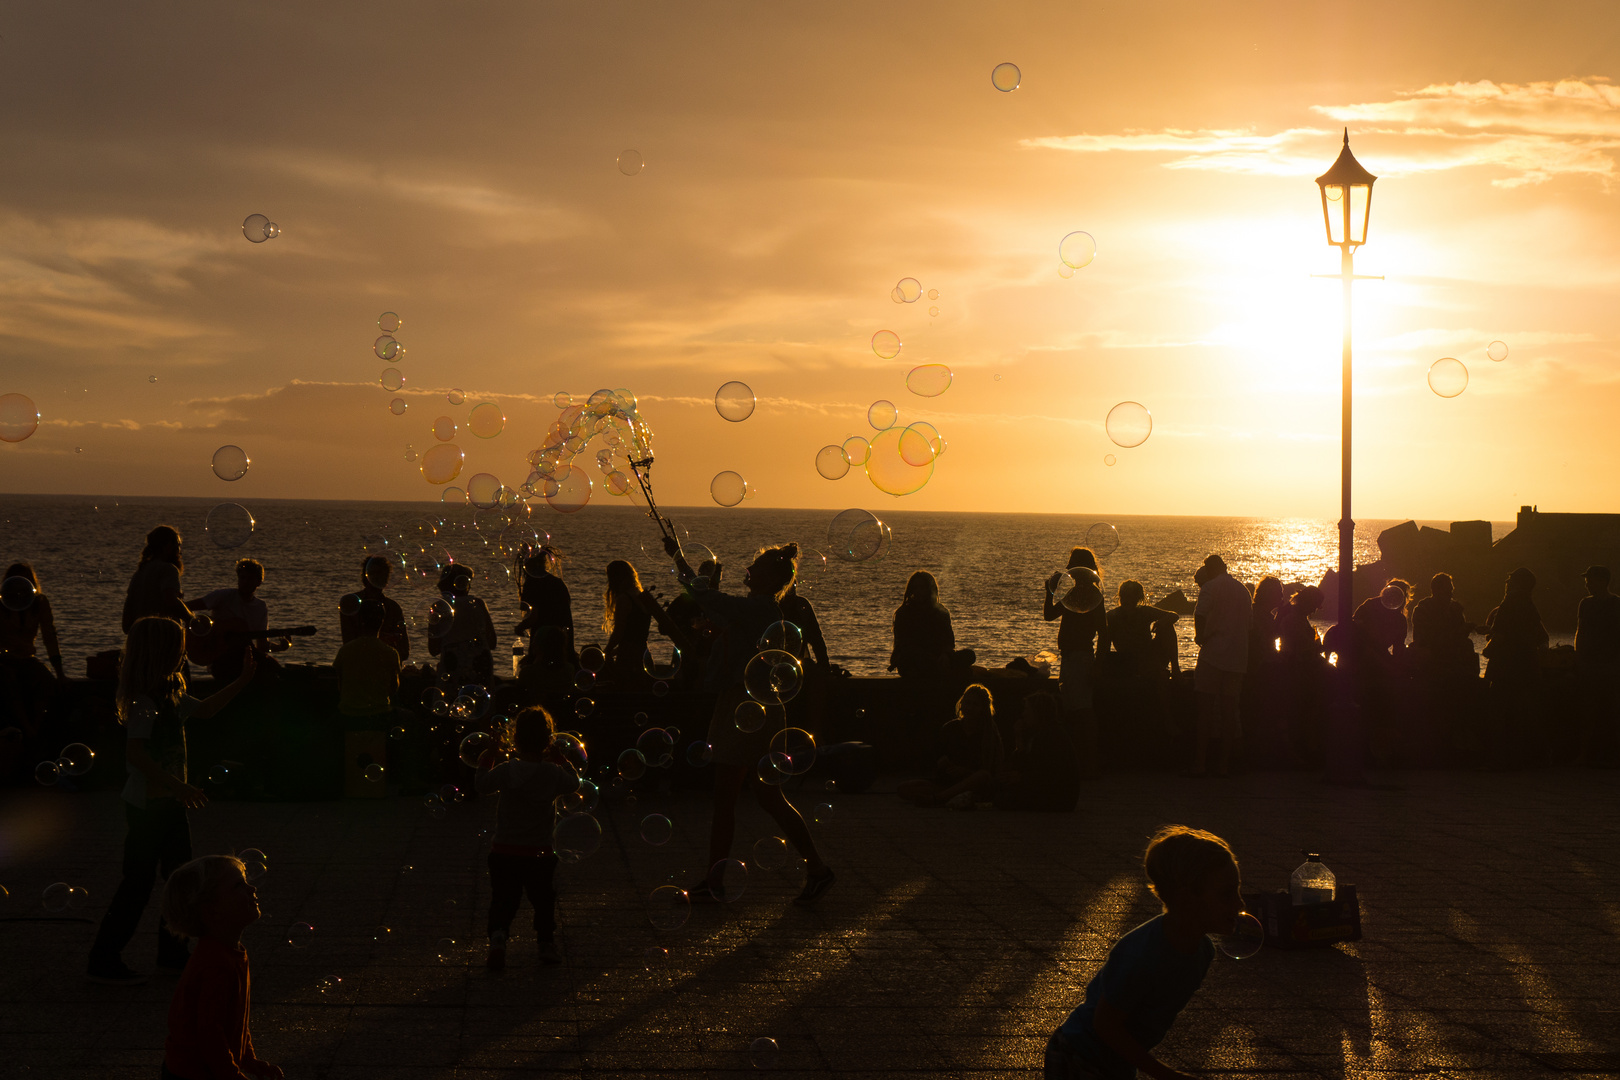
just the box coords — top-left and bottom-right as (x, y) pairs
(1046, 825), (1244, 1080)
(474, 706), (580, 970)
(87, 616), (257, 985)
(159, 855), (281, 1080)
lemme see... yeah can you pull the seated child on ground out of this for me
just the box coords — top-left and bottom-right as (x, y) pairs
(897, 684), (1002, 807)
(474, 706), (580, 971)
(992, 692), (1079, 812)
(1046, 825), (1244, 1080)
(160, 855), (281, 1080)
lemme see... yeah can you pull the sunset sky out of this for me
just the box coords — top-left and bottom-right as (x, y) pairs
(1, 1), (1617, 520)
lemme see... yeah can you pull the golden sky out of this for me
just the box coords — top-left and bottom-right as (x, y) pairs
(1, 1), (1617, 520)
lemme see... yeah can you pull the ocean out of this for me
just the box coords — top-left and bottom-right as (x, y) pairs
(0, 496), (1510, 677)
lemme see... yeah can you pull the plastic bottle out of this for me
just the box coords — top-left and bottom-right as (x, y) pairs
(1290, 853), (1336, 905)
(511, 637), (525, 678)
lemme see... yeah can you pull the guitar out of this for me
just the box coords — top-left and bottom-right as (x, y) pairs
(186, 624), (317, 667)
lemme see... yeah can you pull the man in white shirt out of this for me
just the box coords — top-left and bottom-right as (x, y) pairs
(195, 559), (289, 678)
(1191, 554), (1251, 776)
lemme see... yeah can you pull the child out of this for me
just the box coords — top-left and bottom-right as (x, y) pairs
(159, 855), (281, 1080)
(1045, 825), (1244, 1080)
(474, 706), (580, 970)
(87, 616), (257, 985)
(896, 684), (1003, 808)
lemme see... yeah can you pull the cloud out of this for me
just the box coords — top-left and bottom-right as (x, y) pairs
(1027, 79), (1620, 188)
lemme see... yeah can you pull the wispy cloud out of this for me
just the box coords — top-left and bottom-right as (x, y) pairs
(1027, 79), (1620, 188)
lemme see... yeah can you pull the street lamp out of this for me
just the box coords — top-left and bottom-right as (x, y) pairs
(1314, 129), (1378, 628)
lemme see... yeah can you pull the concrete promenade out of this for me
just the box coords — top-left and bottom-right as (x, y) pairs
(2, 768), (1618, 1079)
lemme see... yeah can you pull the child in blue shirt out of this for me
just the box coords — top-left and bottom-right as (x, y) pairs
(1047, 826), (1244, 1080)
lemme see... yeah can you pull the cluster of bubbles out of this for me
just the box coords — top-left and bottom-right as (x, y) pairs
(241, 214), (281, 243)
(32, 742), (96, 786)
(1428, 341), (1509, 399)
(0, 392), (40, 443)
(509, 389), (653, 514)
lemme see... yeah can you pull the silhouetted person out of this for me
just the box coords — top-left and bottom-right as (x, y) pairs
(1276, 584), (1327, 766)
(992, 692), (1078, 812)
(1242, 575), (1290, 767)
(602, 560), (655, 685)
(194, 559), (290, 681)
(1351, 578), (1412, 767)
(1044, 547), (1107, 776)
(1410, 573), (1473, 667)
(122, 526), (193, 633)
(1482, 567), (1548, 766)
(1249, 576), (1284, 662)
(1278, 585), (1323, 657)
(429, 564), (497, 684)
(1353, 578), (1411, 657)
(1410, 572), (1479, 764)
(781, 583), (831, 732)
(1576, 565), (1620, 764)
(890, 571), (973, 679)
(1104, 580), (1177, 766)
(897, 684), (1002, 808)
(0, 563), (65, 780)
(340, 556), (411, 661)
(1190, 554), (1250, 776)
(514, 545), (572, 660)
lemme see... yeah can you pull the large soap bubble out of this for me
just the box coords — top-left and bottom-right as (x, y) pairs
(211, 445), (250, 482)
(991, 62), (1021, 91)
(1487, 340), (1509, 363)
(895, 277), (922, 303)
(815, 445), (849, 480)
(1051, 565), (1103, 613)
(206, 503), (255, 549)
(714, 381), (756, 423)
(744, 649), (804, 705)
(546, 465), (592, 513)
(1, 575), (37, 612)
(467, 473), (502, 509)
(1060, 231), (1097, 269)
(1085, 522), (1120, 557)
(379, 367), (404, 392)
(898, 424), (937, 467)
(769, 727), (817, 775)
(711, 471), (747, 507)
(0, 394), (40, 443)
(618, 149), (644, 176)
(1429, 357), (1468, 398)
(241, 214), (271, 242)
(467, 402), (505, 439)
(905, 364), (952, 397)
(867, 400), (898, 431)
(871, 330), (901, 359)
(1106, 401), (1152, 448)
(905, 420), (945, 458)
(420, 443), (465, 484)
(866, 426), (934, 496)
(1214, 911), (1265, 959)
(841, 435), (870, 466)
(828, 508), (891, 562)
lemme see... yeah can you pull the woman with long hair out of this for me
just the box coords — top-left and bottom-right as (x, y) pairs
(889, 571), (972, 679)
(664, 536), (834, 905)
(602, 560), (654, 684)
(121, 525), (192, 633)
(1043, 547), (1107, 775)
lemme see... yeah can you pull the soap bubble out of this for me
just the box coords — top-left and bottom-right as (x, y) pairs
(757, 752), (792, 785)
(211, 445), (250, 482)
(1084, 522), (1120, 558)
(643, 640), (682, 681)
(841, 435), (871, 467)
(390, 398), (408, 416)
(0, 394), (39, 443)
(866, 426), (934, 496)
(378, 311), (401, 333)
(640, 814), (673, 845)
(1214, 911), (1265, 959)
(379, 367), (404, 392)
(554, 813), (602, 861)
(1429, 357), (1468, 398)
(769, 727), (817, 775)
(458, 731), (493, 767)
(374, 335), (401, 360)
(813, 803), (833, 823)
(34, 760), (60, 786)
(550, 391), (572, 409)
(618, 748), (648, 781)
(928, 305), (939, 317)
(752, 836), (789, 871)
(263, 222), (280, 239)
(556, 778), (599, 815)
(898, 425), (937, 467)
(686, 740), (712, 766)
(467, 472), (502, 509)
(363, 763), (385, 783)
(440, 485), (464, 504)
(618, 149), (644, 175)
(749, 1036), (778, 1067)
(420, 444), (464, 484)
(647, 885), (690, 930)
(1050, 565), (1103, 614)
(579, 646), (607, 673)
(546, 465), (593, 514)
(432, 416), (457, 442)
(1487, 340), (1509, 362)
(890, 285), (905, 303)
(553, 732), (589, 771)
(1381, 584), (1405, 610)
(744, 649), (803, 705)
(991, 62), (1021, 91)
(871, 330), (902, 359)
(241, 214), (271, 242)
(1, 575), (37, 612)
(1060, 231), (1097, 269)
(895, 278), (922, 303)
(42, 882), (72, 911)
(710, 859), (747, 902)
(758, 620), (803, 653)
(206, 503), (256, 549)
(715, 381), (756, 423)
(905, 364), (952, 397)
(1104, 454), (1116, 467)
(815, 445), (850, 480)
(468, 402), (505, 439)
(57, 743), (94, 775)
(636, 728), (675, 768)
(239, 849), (268, 881)
(827, 508), (891, 562)
(1106, 401), (1152, 448)
(284, 921), (313, 948)
(711, 471), (747, 507)
(447, 389), (465, 406)
(574, 697), (595, 719)
(867, 400), (898, 431)
(734, 699), (767, 733)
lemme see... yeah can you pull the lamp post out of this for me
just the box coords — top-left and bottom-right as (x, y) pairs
(1314, 130), (1378, 626)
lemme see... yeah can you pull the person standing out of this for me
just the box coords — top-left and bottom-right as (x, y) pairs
(121, 526), (192, 633)
(1481, 567), (1548, 766)
(0, 564), (66, 773)
(429, 564), (497, 684)
(1189, 554), (1250, 777)
(1575, 565), (1620, 765)
(1043, 548), (1107, 776)
(340, 556), (411, 662)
